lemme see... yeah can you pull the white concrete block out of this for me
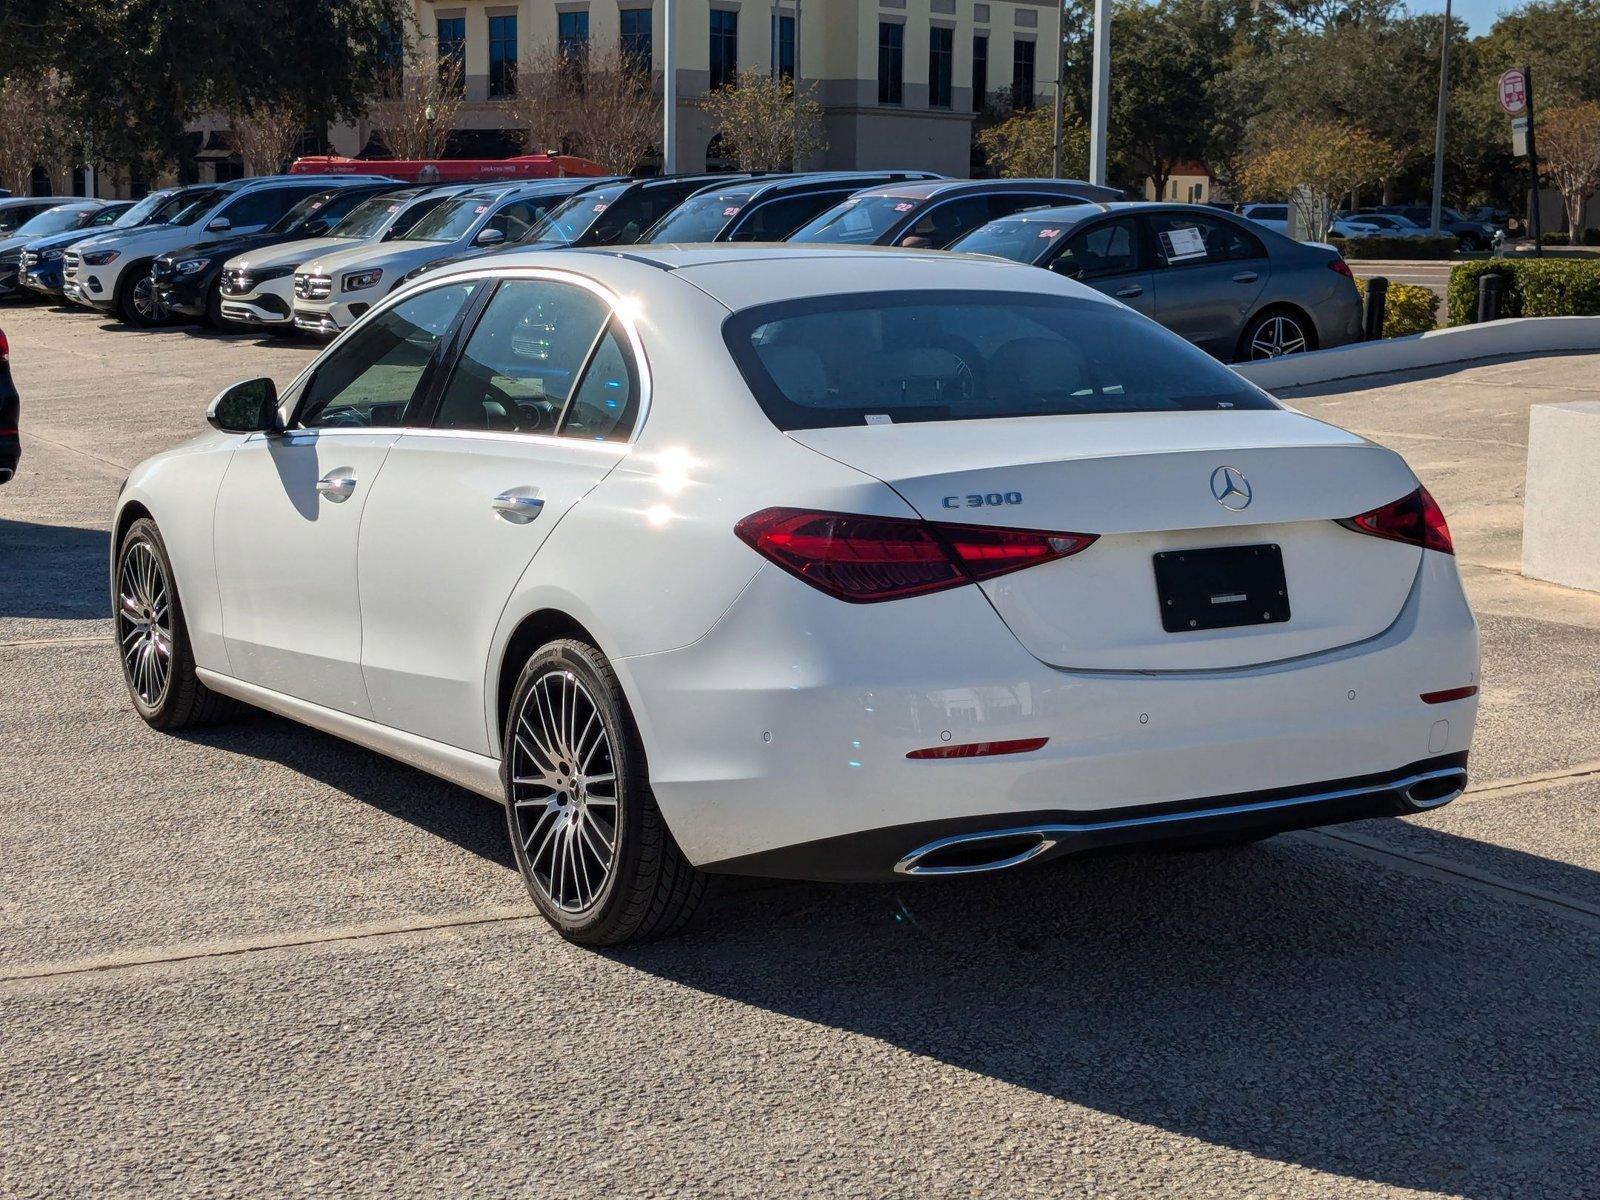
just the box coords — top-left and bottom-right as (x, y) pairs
(1523, 400), (1600, 593)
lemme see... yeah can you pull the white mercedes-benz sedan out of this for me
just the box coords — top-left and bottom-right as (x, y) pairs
(111, 245), (1479, 944)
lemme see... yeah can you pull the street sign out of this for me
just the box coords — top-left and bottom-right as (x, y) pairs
(1511, 116), (1530, 158)
(1499, 68), (1528, 115)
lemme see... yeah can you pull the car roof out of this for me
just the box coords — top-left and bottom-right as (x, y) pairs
(733, 170), (944, 201)
(849, 178), (1121, 203)
(444, 242), (1106, 313)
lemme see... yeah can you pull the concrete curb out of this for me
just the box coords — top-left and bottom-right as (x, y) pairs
(1233, 316), (1600, 390)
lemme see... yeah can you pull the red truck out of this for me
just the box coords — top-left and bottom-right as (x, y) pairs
(289, 154), (608, 183)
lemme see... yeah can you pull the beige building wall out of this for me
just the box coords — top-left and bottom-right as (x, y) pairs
(399, 0), (1060, 176)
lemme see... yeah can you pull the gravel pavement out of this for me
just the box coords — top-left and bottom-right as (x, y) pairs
(2, 305), (1598, 1198)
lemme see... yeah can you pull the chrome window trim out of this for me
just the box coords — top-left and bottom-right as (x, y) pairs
(277, 265), (654, 445)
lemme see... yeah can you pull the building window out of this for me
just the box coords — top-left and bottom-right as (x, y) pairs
(709, 10), (738, 91)
(620, 8), (652, 73)
(878, 22), (904, 105)
(488, 14), (518, 97)
(437, 16), (466, 96)
(378, 22), (405, 99)
(558, 10), (590, 71)
(972, 34), (988, 111)
(1011, 39), (1035, 108)
(928, 27), (953, 108)
(772, 13), (795, 81)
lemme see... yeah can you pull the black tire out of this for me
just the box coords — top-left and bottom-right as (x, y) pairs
(115, 263), (168, 327)
(114, 517), (235, 730)
(503, 638), (713, 946)
(203, 283), (226, 330)
(1238, 307), (1316, 361)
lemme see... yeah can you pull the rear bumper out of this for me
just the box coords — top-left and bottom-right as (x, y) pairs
(617, 550), (1479, 875)
(712, 753), (1469, 880)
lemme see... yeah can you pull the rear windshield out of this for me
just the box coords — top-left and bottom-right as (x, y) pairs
(949, 217), (1068, 264)
(724, 291), (1275, 430)
(643, 190), (755, 243)
(786, 196), (914, 245)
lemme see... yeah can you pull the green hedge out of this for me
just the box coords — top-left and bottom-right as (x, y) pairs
(1355, 278), (1440, 337)
(1447, 259), (1600, 325)
(1330, 234), (1459, 260)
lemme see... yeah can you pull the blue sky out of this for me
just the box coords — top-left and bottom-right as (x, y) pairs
(1441, 0), (1513, 34)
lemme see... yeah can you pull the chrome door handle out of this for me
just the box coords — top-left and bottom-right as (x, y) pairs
(1232, 271), (1259, 283)
(1114, 284), (1143, 298)
(492, 491), (545, 524)
(316, 471), (357, 502)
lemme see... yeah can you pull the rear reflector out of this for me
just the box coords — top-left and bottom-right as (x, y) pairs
(735, 508), (1096, 603)
(907, 737), (1049, 760)
(1338, 486), (1454, 555)
(1421, 685), (1477, 704)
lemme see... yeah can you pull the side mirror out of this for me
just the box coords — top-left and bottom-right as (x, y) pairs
(207, 378), (282, 434)
(206, 217), (232, 232)
(475, 227), (506, 247)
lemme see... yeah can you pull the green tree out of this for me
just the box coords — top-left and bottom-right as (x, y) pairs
(977, 107), (1090, 178)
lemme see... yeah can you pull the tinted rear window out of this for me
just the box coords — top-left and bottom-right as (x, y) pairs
(724, 291), (1275, 430)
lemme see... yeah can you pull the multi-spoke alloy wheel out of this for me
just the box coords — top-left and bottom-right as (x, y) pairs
(131, 276), (168, 324)
(113, 518), (232, 730)
(509, 669), (620, 914)
(117, 540), (174, 709)
(503, 639), (712, 945)
(1246, 313), (1310, 360)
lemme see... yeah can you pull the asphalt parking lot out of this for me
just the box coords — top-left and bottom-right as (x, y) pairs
(3, 303), (1599, 1198)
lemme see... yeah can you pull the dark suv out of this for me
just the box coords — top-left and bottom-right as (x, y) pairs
(152, 182), (406, 326)
(641, 171), (944, 243)
(1359, 206), (1497, 250)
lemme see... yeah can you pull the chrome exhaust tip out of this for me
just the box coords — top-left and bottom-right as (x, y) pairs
(1400, 770), (1467, 811)
(895, 829), (1057, 877)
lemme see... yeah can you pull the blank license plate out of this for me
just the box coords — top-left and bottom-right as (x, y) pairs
(1153, 544), (1291, 633)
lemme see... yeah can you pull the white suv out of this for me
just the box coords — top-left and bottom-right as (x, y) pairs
(218, 185), (475, 331)
(291, 178), (604, 337)
(65, 174), (392, 326)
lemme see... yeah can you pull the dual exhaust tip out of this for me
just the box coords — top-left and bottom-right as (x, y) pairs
(894, 768), (1468, 877)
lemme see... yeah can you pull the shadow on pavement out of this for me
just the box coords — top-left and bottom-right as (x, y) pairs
(612, 827), (1600, 1198)
(0, 518), (109, 619)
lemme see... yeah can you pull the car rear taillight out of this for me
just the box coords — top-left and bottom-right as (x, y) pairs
(1338, 486), (1453, 555)
(734, 508), (1097, 603)
(0, 329), (8, 359)
(1328, 258), (1354, 279)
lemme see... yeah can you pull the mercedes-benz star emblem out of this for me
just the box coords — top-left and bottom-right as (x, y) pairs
(1210, 465), (1252, 511)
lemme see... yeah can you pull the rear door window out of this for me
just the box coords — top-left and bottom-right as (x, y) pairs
(1146, 212), (1264, 268)
(724, 290), (1274, 430)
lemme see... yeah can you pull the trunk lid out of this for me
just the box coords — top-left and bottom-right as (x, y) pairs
(790, 411), (1423, 671)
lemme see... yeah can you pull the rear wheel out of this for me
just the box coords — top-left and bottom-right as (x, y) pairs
(115, 518), (233, 729)
(1240, 308), (1314, 361)
(504, 639), (712, 945)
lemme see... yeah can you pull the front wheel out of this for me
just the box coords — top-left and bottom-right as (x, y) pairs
(118, 269), (170, 327)
(115, 518), (233, 728)
(1240, 309), (1314, 361)
(504, 639), (713, 945)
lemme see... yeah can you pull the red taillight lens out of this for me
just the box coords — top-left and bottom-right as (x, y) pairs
(1338, 486), (1453, 555)
(1328, 258), (1354, 279)
(734, 508), (1097, 603)
(0, 329), (8, 360)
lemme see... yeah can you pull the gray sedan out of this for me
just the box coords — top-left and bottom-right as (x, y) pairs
(948, 201), (1363, 362)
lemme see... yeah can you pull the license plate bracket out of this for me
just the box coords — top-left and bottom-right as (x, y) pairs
(1153, 544), (1290, 633)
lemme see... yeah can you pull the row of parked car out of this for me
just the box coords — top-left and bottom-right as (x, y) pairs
(0, 167), (1365, 366)
(1236, 201), (1502, 248)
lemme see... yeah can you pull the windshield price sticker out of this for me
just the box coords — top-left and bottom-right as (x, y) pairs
(894, 202), (915, 212)
(723, 206), (742, 216)
(473, 205), (488, 214)
(1159, 226), (1208, 262)
(592, 202), (609, 212)
(1039, 227), (1061, 238)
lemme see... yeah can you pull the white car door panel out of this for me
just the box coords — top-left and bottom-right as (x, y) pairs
(214, 430), (398, 714)
(358, 275), (641, 752)
(211, 280), (480, 715)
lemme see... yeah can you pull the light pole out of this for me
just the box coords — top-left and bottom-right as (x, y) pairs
(1428, 0), (1452, 235)
(1088, 0), (1111, 187)
(792, 0), (803, 169)
(424, 101), (437, 159)
(662, 0), (678, 173)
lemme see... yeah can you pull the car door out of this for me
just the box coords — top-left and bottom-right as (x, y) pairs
(1144, 211), (1270, 357)
(357, 274), (639, 753)
(1043, 216), (1153, 316)
(211, 280), (481, 714)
